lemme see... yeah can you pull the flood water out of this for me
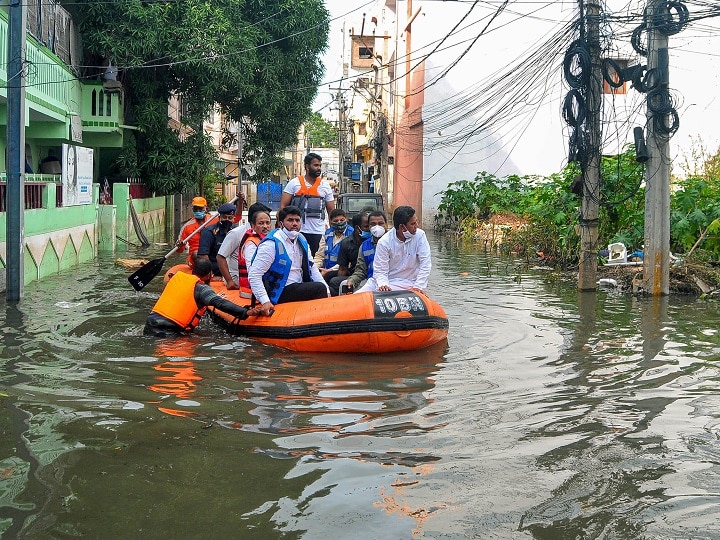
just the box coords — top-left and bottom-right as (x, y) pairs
(2, 232), (720, 539)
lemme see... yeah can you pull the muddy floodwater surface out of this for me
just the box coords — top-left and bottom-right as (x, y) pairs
(1, 233), (720, 539)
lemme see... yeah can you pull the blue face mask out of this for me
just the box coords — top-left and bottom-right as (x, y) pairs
(193, 211), (205, 219)
(360, 230), (371, 240)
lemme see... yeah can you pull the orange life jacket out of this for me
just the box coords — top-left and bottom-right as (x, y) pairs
(238, 230), (262, 298)
(151, 272), (207, 331)
(295, 175), (322, 196)
(290, 176), (325, 221)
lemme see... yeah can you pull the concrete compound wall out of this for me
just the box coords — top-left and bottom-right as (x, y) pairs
(1, 182), (174, 289)
(0, 183), (99, 285)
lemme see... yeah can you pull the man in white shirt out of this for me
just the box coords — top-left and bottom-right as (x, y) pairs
(279, 153), (335, 256)
(356, 205), (432, 294)
(249, 206), (330, 316)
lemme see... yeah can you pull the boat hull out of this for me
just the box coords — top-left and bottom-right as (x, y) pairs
(207, 283), (449, 353)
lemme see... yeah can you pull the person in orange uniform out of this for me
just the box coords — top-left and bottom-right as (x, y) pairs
(176, 196), (212, 268)
(144, 258), (259, 336)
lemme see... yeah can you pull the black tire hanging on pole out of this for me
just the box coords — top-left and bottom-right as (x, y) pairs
(631, 23), (648, 56)
(601, 58), (625, 89)
(654, 107), (680, 136)
(563, 40), (591, 89)
(563, 89), (586, 128)
(653, 1), (689, 36)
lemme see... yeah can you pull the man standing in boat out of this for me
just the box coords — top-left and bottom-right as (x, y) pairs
(248, 206), (330, 316)
(279, 153), (335, 256)
(144, 258), (258, 336)
(355, 206), (431, 294)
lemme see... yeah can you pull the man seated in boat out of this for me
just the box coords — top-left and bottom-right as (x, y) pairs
(216, 202), (272, 288)
(313, 208), (354, 285)
(354, 206), (431, 295)
(144, 258), (258, 336)
(248, 205), (330, 316)
(329, 212), (370, 296)
(197, 202), (237, 276)
(345, 210), (387, 293)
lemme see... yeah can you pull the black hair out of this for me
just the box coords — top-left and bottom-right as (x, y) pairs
(304, 152), (322, 166)
(329, 208), (346, 220)
(367, 210), (387, 223)
(392, 206), (416, 229)
(193, 257), (213, 277)
(250, 209), (271, 225)
(278, 205), (302, 221)
(248, 202), (272, 223)
(351, 212), (367, 228)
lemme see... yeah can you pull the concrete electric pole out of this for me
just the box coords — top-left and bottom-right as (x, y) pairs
(642, 0), (672, 296)
(5, 0), (27, 301)
(577, 0), (603, 291)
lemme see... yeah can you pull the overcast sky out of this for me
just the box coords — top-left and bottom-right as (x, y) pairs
(319, 0), (720, 178)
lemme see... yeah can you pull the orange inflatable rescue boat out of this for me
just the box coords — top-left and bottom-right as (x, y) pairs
(205, 282), (449, 353)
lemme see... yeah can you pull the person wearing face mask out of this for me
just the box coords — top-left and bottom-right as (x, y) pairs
(217, 202), (272, 288)
(346, 211), (388, 293)
(327, 212), (370, 296)
(354, 206), (431, 295)
(248, 205), (330, 316)
(197, 203), (237, 276)
(176, 196), (212, 268)
(314, 209), (354, 282)
(279, 153), (335, 256)
(144, 258), (259, 337)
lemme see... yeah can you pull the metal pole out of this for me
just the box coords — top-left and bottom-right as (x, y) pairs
(643, 0), (671, 295)
(577, 0), (603, 291)
(6, 0), (27, 301)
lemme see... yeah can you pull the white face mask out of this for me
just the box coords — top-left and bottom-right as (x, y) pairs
(402, 229), (415, 240)
(284, 228), (299, 240)
(370, 225), (385, 238)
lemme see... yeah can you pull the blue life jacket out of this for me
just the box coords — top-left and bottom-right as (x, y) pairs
(255, 229), (312, 304)
(323, 225), (354, 269)
(360, 237), (376, 279)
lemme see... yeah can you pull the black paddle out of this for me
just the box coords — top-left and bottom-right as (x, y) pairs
(127, 196), (239, 291)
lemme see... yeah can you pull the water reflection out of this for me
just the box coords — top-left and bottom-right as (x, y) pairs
(520, 293), (720, 538)
(148, 339), (205, 418)
(3, 239), (720, 538)
(233, 345), (449, 537)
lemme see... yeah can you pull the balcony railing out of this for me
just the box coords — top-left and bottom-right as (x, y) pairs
(0, 173), (62, 212)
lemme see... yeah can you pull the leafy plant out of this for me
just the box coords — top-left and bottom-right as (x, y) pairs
(63, 0), (330, 193)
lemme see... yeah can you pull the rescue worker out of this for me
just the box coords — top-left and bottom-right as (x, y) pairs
(176, 196), (213, 268)
(144, 258), (258, 336)
(279, 153), (335, 256)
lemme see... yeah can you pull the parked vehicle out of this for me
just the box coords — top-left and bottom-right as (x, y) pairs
(336, 192), (385, 218)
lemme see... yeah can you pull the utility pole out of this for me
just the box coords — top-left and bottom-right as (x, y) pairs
(236, 119), (244, 204)
(6, 0), (27, 301)
(577, 0), (603, 291)
(643, 0), (671, 296)
(332, 87), (347, 194)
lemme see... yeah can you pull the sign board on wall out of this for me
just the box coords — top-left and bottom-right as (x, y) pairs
(62, 144), (94, 206)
